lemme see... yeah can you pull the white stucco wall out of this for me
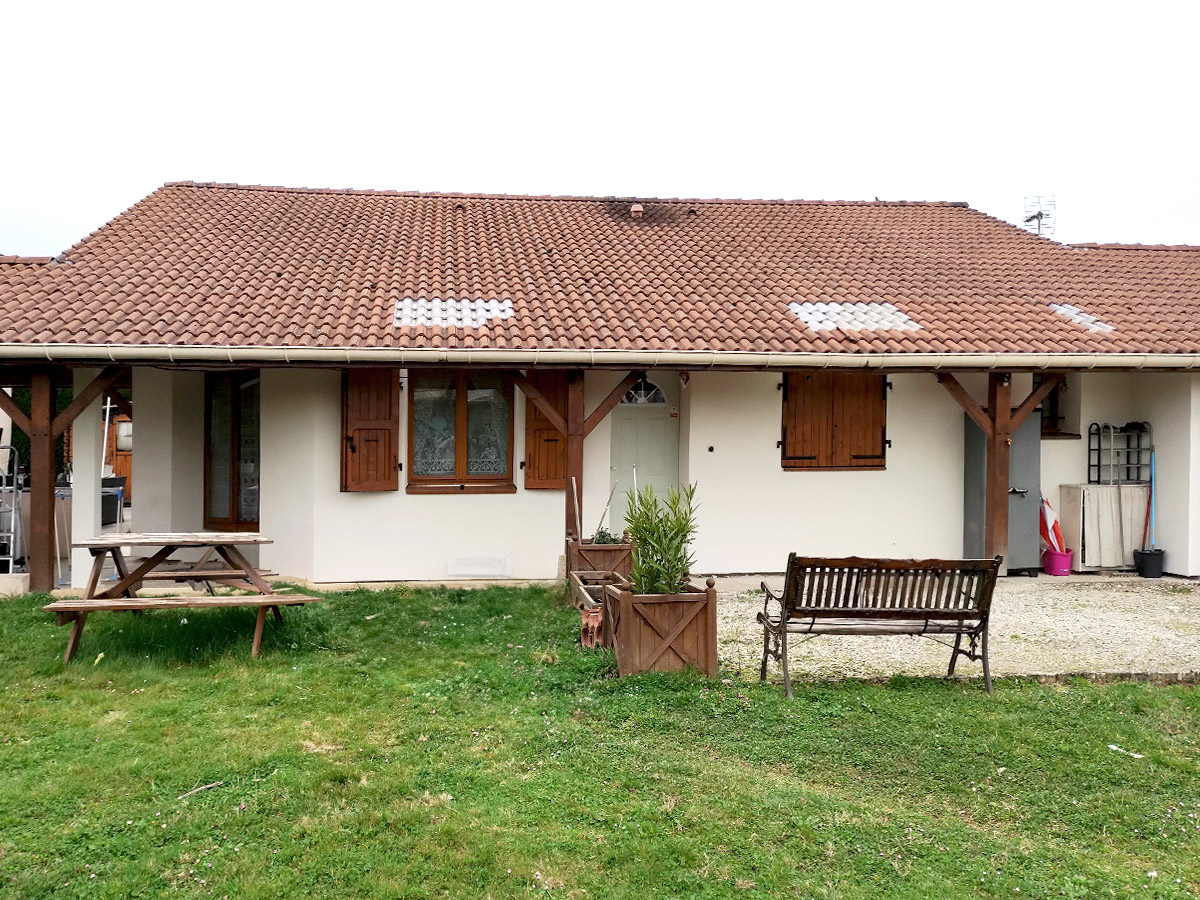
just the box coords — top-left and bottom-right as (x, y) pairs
(1040, 373), (1139, 512)
(131, 368), (205, 533)
(1131, 373), (1199, 576)
(1035, 371), (1200, 577)
(684, 372), (965, 572)
(258, 369), (320, 581)
(581, 371), (625, 538)
(69, 369), (105, 587)
(1191, 377), (1200, 576)
(259, 369), (571, 582)
(140, 365), (1200, 582)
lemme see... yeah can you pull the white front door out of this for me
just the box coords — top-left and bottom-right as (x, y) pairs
(608, 376), (680, 535)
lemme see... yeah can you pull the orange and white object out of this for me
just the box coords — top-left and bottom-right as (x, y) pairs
(1040, 498), (1066, 553)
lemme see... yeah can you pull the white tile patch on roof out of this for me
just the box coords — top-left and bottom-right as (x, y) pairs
(395, 297), (515, 328)
(1049, 303), (1115, 333)
(788, 301), (921, 332)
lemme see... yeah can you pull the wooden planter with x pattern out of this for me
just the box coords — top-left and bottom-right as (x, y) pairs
(603, 579), (717, 678)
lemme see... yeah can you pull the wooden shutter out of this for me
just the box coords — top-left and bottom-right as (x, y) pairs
(524, 370), (568, 489)
(782, 372), (833, 469)
(341, 368), (400, 491)
(831, 372), (887, 467)
(782, 372), (886, 470)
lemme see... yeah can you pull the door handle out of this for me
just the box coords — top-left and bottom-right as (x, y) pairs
(1009, 487), (1028, 496)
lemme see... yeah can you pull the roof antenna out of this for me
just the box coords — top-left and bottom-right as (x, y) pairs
(1022, 195), (1056, 236)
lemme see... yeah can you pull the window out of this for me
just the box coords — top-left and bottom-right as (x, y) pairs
(781, 371), (887, 470)
(205, 372), (260, 529)
(408, 371), (515, 493)
(623, 376), (665, 404)
(1034, 372), (1080, 438)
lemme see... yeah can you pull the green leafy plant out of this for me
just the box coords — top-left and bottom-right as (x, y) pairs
(623, 483), (698, 594)
(589, 527), (625, 545)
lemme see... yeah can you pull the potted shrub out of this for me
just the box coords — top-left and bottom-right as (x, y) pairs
(603, 484), (717, 677)
(566, 526), (633, 581)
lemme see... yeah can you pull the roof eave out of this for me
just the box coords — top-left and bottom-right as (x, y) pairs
(1, 343), (1199, 372)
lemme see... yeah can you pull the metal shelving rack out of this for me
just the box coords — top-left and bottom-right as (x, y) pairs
(1088, 422), (1153, 486)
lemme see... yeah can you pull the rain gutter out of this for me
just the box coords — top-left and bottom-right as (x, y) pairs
(0, 344), (1199, 370)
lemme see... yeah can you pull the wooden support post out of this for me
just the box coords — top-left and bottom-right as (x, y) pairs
(565, 370), (585, 540)
(938, 371), (1064, 574)
(984, 373), (1012, 567)
(27, 370), (57, 593)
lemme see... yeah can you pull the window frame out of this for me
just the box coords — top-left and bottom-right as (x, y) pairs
(203, 371), (261, 531)
(406, 369), (517, 495)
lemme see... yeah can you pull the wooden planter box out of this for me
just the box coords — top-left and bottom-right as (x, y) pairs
(569, 570), (630, 649)
(602, 578), (717, 678)
(567, 539), (633, 581)
(568, 569), (629, 610)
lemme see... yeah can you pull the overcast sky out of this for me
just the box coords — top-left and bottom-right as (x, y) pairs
(2, 1), (1197, 257)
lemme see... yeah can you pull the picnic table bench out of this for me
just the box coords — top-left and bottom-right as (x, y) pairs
(43, 533), (321, 663)
(759, 555), (1002, 697)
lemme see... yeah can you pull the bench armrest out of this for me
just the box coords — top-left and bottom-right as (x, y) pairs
(761, 582), (783, 618)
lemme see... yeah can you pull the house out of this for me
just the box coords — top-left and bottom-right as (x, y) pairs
(1, 183), (1199, 591)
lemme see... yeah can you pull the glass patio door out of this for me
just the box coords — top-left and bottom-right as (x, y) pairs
(205, 372), (260, 530)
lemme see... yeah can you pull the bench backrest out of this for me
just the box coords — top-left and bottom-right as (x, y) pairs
(781, 555), (1001, 620)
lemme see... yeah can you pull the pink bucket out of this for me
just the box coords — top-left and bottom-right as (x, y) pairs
(1042, 548), (1072, 576)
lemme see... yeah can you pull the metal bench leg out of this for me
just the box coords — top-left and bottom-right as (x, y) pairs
(947, 634), (963, 676)
(64, 613), (88, 664)
(981, 629), (993, 694)
(781, 629), (793, 700)
(760, 626), (770, 682)
(251, 606), (268, 658)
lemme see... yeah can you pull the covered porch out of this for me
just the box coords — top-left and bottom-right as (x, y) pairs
(5, 357), (1198, 593)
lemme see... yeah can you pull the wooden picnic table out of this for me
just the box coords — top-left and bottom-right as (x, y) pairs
(43, 532), (320, 662)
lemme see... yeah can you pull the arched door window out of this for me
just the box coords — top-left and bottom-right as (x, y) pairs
(622, 377), (665, 405)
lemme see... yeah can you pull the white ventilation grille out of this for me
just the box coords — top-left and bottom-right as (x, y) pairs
(447, 556), (513, 578)
(788, 301), (921, 332)
(1049, 303), (1115, 333)
(394, 297), (514, 328)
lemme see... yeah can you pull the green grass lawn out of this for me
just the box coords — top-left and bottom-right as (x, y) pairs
(0, 585), (1197, 899)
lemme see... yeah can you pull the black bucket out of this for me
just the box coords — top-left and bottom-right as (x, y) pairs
(1134, 549), (1164, 578)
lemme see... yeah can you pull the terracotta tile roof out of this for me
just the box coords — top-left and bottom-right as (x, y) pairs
(2, 182), (1199, 361)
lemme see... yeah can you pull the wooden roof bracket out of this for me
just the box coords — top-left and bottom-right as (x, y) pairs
(584, 372), (641, 437)
(936, 373), (992, 438)
(514, 371), (567, 436)
(52, 365), (127, 438)
(0, 387), (31, 435)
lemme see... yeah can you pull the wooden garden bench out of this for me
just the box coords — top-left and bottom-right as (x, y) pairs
(759, 555), (1002, 697)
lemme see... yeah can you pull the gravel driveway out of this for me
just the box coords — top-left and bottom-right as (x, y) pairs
(714, 574), (1200, 682)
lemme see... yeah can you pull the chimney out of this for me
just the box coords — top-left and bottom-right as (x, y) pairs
(630, 203), (644, 219)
